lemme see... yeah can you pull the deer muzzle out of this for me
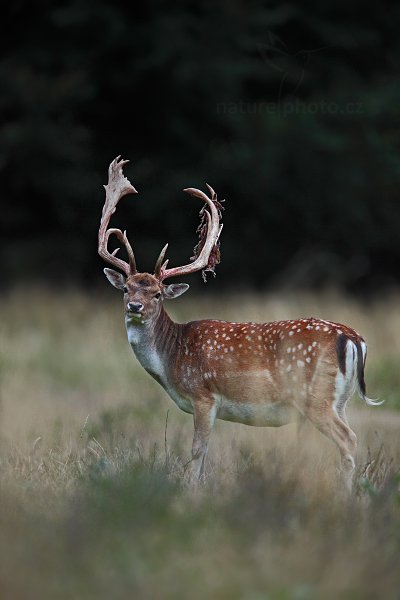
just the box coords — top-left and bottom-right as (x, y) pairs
(127, 302), (144, 315)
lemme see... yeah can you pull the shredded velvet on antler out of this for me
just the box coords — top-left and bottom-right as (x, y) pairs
(191, 185), (225, 282)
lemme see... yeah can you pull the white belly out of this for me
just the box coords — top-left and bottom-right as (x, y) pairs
(216, 395), (297, 427)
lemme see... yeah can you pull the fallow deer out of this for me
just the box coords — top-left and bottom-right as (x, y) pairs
(99, 156), (381, 491)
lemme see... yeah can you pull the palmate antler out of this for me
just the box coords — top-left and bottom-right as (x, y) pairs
(154, 185), (224, 282)
(98, 156), (138, 276)
(99, 156), (224, 281)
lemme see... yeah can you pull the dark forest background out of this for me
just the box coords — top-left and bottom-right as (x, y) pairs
(1, 0), (400, 293)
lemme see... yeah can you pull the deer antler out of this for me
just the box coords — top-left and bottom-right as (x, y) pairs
(98, 156), (138, 276)
(154, 184), (224, 282)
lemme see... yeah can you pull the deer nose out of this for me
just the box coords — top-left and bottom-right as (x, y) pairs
(127, 302), (144, 314)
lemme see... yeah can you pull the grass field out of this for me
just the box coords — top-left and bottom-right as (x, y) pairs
(0, 287), (399, 599)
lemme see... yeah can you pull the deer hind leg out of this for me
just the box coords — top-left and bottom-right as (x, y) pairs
(305, 406), (357, 494)
(190, 398), (217, 482)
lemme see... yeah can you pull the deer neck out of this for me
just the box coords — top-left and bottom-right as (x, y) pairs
(125, 306), (182, 380)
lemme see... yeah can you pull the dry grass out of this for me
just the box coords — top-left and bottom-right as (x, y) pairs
(0, 287), (399, 599)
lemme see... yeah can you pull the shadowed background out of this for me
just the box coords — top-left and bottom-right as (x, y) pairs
(2, 0), (400, 291)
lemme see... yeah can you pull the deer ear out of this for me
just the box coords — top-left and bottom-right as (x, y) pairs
(163, 283), (189, 299)
(104, 268), (126, 291)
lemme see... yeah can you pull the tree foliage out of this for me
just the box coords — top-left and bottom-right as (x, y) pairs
(1, 0), (399, 291)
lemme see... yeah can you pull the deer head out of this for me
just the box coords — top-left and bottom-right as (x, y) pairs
(98, 156), (224, 324)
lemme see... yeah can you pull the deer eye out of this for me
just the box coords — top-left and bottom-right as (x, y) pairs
(154, 292), (162, 300)
(123, 286), (128, 294)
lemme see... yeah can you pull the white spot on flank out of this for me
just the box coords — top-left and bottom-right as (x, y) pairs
(289, 331), (294, 336)
(306, 357), (311, 363)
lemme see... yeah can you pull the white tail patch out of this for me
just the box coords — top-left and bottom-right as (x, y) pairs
(334, 337), (383, 408)
(334, 340), (357, 417)
(356, 340), (384, 406)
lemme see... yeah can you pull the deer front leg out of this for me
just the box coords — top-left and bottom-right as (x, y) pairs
(190, 398), (217, 482)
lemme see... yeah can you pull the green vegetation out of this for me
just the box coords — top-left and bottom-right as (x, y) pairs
(1, 427), (399, 600)
(0, 289), (399, 598)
